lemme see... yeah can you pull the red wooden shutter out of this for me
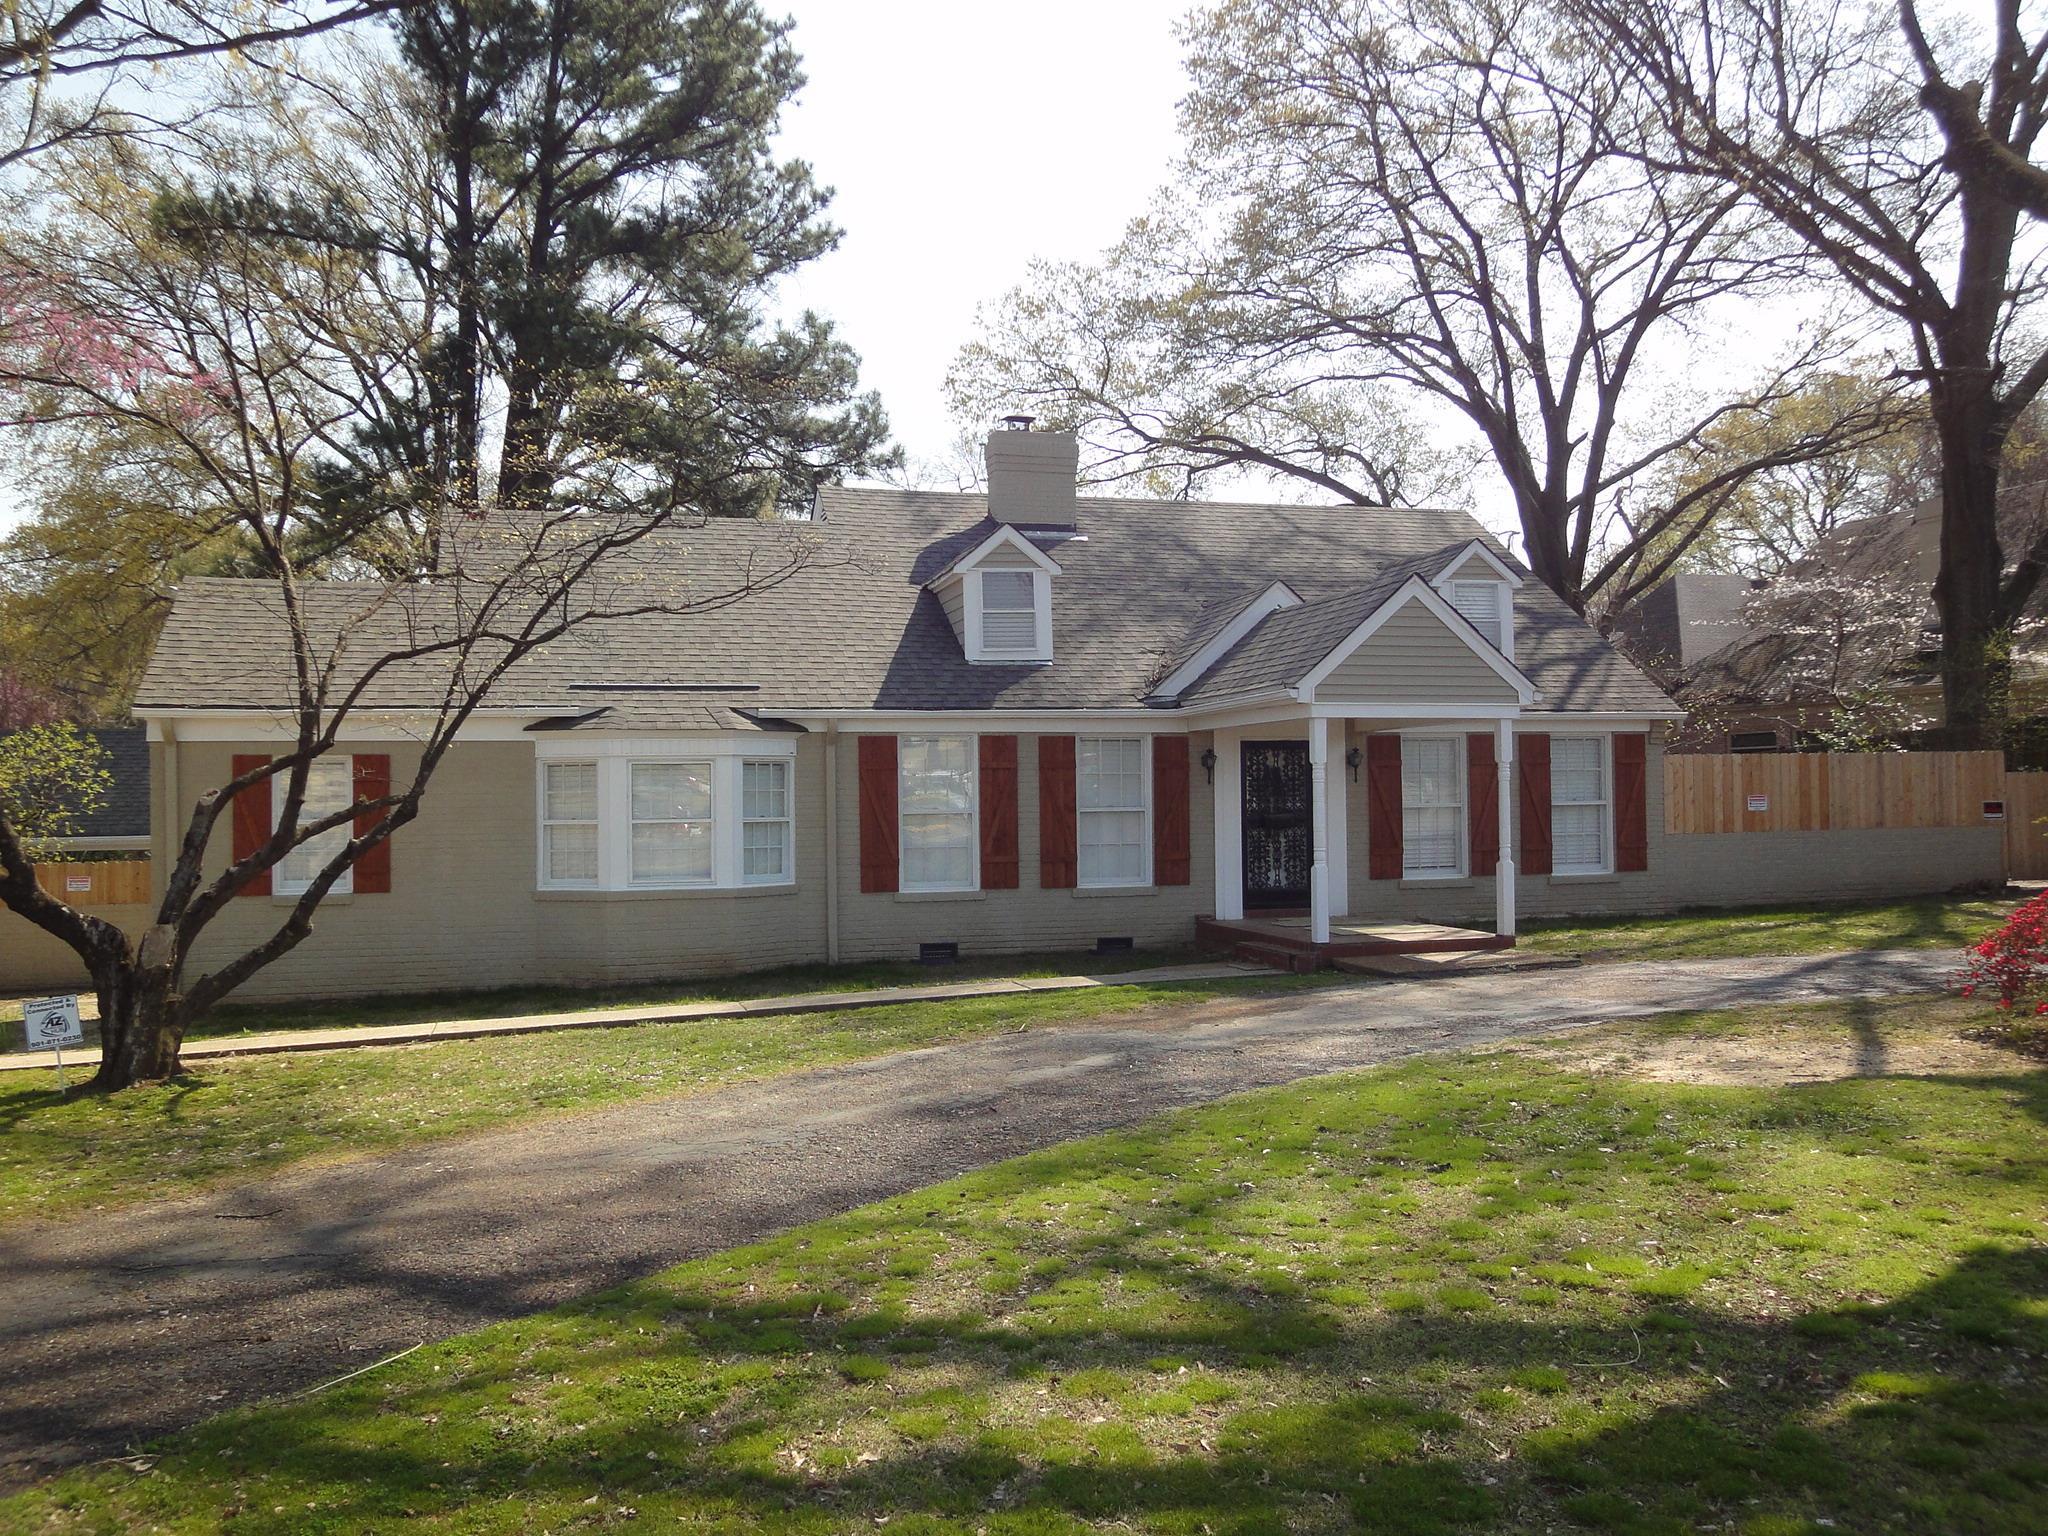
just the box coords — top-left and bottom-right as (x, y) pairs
(1467, 733), (1499, 877)
(1366, 733), (1403, 880)
(230, 753), (273, 897)
(857, 735), (899, 893)
(979, 735), (1019, 889)
(1039, 735), (1077, 889)
(1519, 733), (1552, 876)
(1153, 735), (1191, 886)
(1614, 732), (1650, 872)
(352, 753), (392, 894)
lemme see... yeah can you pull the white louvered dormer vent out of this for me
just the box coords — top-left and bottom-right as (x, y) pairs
(977, 569), (1045, 659)
(1448, 580), (1509, 653)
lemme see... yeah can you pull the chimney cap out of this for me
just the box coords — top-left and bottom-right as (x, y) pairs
(999, 413), (1037, 432)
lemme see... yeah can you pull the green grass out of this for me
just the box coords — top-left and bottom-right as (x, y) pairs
(0, 972), (1328, 1227)
(4, 996), (2041, 1535)
(1522, 892), (2019, 962)
(1, 947), (1206, 1040)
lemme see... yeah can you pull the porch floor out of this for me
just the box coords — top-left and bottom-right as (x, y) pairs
(1194, 914), (1511, 973)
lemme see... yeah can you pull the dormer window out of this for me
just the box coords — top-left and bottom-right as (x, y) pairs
(928, 522), (1062, 665)
(979, 570), (1041, 655)
(1448, 580), (1508, 651)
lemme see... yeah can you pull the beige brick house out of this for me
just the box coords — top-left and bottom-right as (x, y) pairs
(113, 424), (1996, 999)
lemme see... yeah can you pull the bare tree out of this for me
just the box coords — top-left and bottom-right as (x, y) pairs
(1905, 0), (2048, 222)
(1574, 0), (2048, 745)
(951, 0), (1892, 616)
(1, 0), (407, 167)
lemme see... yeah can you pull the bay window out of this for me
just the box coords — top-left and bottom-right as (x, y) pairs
(275, 755), (356, 895)
(1551, 736), (1611, 875)
(1401, 736), (1464, 877)
(899, 734), (977, 891)
(535, 747), (796, 891)
(1078, 736), (1149, 887)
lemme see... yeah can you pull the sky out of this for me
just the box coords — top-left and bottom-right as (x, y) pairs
(769, 0), (1192, 475)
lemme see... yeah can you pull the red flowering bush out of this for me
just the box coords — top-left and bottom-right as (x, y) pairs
(1957, 892), (2048, 1010)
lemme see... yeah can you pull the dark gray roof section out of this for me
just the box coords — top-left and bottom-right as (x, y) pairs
(137, 490), (1676, 717)
(0, 725), (150, 840)
(1612, 573), (1763, 679)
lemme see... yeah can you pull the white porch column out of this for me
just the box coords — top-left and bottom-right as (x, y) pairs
(1213, 729), (1244, 921)
(1309, 717), (1331, 944)
(1495, 718), (1517, 940)
(1326, 720), (1350, 917)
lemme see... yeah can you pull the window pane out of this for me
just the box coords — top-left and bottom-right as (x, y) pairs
(544, 762), (597, 821)
(547, 823), (599, 884)
(744, 821), (788, 881)
(981, 609), (1039, 650)
(982, 570), (1033, 609)
(1451, 581), (1502, 645)
(1079, 808), (1146, 885)
(902, 814), (973, 888)
(632, 762), (711, 822)
(1552, 738), (1604, 804)
(1555, 805), (1605, 871)
(743, 760), (788, 819)
(280, 756), (354, 891)
(1403, 806), (1461, 874)
(899, 738), (974, 888)
(632, 821), (713, 883)
(901, 737), (973, 814)
(1402, 738), (1460, 807)
(1079, 738), (1143, 810)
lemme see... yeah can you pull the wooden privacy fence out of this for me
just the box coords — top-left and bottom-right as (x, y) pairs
(22, 859), (152, 907)
(1664, 751), (2008, 837)
(2005, 773), (2048, 879)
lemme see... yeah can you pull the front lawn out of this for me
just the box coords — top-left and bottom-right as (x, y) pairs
(1522, 891), (2018, 962)
(0, 972), (1323, 1227)
(8, 994), (2041, 1534)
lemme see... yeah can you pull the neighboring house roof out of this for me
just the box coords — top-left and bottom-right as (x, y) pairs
(1612, 572), (1763, 677)
(136, 490), (1675, 718)
(0, 725), (151, 842)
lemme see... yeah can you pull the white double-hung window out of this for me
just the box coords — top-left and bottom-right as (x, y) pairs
(275, 755), (356, 895)
(899, 735), (977, 891)
(742, 760), (793, 883)
(1551, 736), (1611, 874)
(1401, 736), (1464, 877)
(1448, 580), (1508, 650)
(978, 570), (1040, 657)
(630, 762), (714, 885)
(541, 761), (600, 887)
(1077, 736), (1149, 887)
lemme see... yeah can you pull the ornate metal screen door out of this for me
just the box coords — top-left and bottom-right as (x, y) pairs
(1241, 740), (1312, 910)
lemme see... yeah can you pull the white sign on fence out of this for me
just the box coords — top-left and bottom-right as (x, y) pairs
(22, 995), (83, 1050)
(1746, 794), (1769, 812)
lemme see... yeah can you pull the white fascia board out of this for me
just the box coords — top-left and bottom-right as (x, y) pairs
(928, 523), (1064, 583)
(1291, 578), (1538, 704)
(1150, 580), (1304, 702)
(1429, 540), (1524, 590)
(137, 708), (548, 742)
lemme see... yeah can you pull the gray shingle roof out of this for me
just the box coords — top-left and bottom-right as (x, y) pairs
(136, 489), (1676, 717)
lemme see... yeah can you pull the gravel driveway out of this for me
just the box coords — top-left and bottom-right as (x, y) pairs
(0, 948), (1954, 1486)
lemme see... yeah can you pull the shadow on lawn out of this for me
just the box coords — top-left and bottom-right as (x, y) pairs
(140, 1230), (2048, 1535)
(1530, 895), (2010, 963)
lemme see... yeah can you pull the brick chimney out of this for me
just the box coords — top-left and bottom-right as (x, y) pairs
(984, 416), (1078, 528)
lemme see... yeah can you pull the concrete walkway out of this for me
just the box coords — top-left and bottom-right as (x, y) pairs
(0, 948), (1954, 1486)
(0, 962), (1257, 1073)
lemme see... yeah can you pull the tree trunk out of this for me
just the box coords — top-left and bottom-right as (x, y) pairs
(1930, 392), (2008, 750)
(90, 926), (189, 1090)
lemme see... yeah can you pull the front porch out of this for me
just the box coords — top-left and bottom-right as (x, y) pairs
(1194, 913), (1510, 973)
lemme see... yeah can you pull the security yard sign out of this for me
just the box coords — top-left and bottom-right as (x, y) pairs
(22, 995), (82, 1050)
(22, 995), (84, 1092)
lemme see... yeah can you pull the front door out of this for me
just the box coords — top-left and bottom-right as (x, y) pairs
(1241, 740), (1311, 911)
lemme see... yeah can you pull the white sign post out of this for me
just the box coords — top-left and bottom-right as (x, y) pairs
(22, 995), (84, 1093)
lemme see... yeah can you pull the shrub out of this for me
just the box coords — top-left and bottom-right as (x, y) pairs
(1958, 894), (2048, 1056)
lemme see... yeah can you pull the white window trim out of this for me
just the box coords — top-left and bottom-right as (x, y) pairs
(963, 568), (1053, 664)
(1549, 733), (1614, 876)
(274, 755), (356, 897)
(1399, 731), (1467, 880)
(1076, 734), (1153, 889)
(628, 759), (717, 888)
(1447, 579), (1511, 654)
(741, 759), (794, 886)
(898, 733), (980, 893)
(532, 739), (798, 892)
